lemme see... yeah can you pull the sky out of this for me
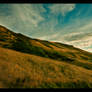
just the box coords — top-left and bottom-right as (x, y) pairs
(0, 4), (92, 52)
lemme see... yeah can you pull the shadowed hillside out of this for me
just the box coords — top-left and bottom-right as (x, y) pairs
(0, 25), (92, 88)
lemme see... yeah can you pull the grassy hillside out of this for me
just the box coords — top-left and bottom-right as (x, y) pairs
(0, 47), (92, 88)
(0, 25), (92, 88)
(0, 25), (92, 70)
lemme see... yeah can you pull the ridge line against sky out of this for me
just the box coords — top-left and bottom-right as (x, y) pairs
(0, 4), (92, 52)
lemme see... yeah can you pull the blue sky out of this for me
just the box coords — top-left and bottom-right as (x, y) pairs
(0, 4), (92, 52)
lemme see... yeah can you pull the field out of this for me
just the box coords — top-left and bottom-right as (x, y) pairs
(0, 47), (92, 88)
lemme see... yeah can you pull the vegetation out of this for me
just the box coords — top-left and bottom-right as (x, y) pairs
(40, 81), (92, 88)
(0, 25), (92, 88)
(0, 47), (92, 88)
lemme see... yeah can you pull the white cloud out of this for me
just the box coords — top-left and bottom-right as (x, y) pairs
(49, 4), (75, 16)
(66, 36), (92, 52)
(12, 4), (45, 27)
(0, 4), (47, 35)
(60, 21), (92, 52)
(39, 33), (59, 40)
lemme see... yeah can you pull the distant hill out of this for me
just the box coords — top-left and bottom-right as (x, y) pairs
(0, 25), (92, 88)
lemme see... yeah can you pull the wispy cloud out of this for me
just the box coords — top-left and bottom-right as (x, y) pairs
(49, 4), (75, 16)
(0, 4), (46, 34)
(12, 4), (45, 27)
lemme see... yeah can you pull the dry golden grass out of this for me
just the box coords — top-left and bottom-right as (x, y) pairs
(0, 47), (92, 88)
(0, 25), (92, 88)
(29, 40), (51, 50)
(0, 27), (7, 32)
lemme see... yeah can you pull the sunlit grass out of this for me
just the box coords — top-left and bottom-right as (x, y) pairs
(0, 47), (92, 88)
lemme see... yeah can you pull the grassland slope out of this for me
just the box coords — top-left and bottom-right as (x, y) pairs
(0, 47), (92, 88)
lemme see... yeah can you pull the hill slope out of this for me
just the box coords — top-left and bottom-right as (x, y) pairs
(0, 47), (92, 88)
(0, 25), (92, 88)
(0, 25), (92, 70)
